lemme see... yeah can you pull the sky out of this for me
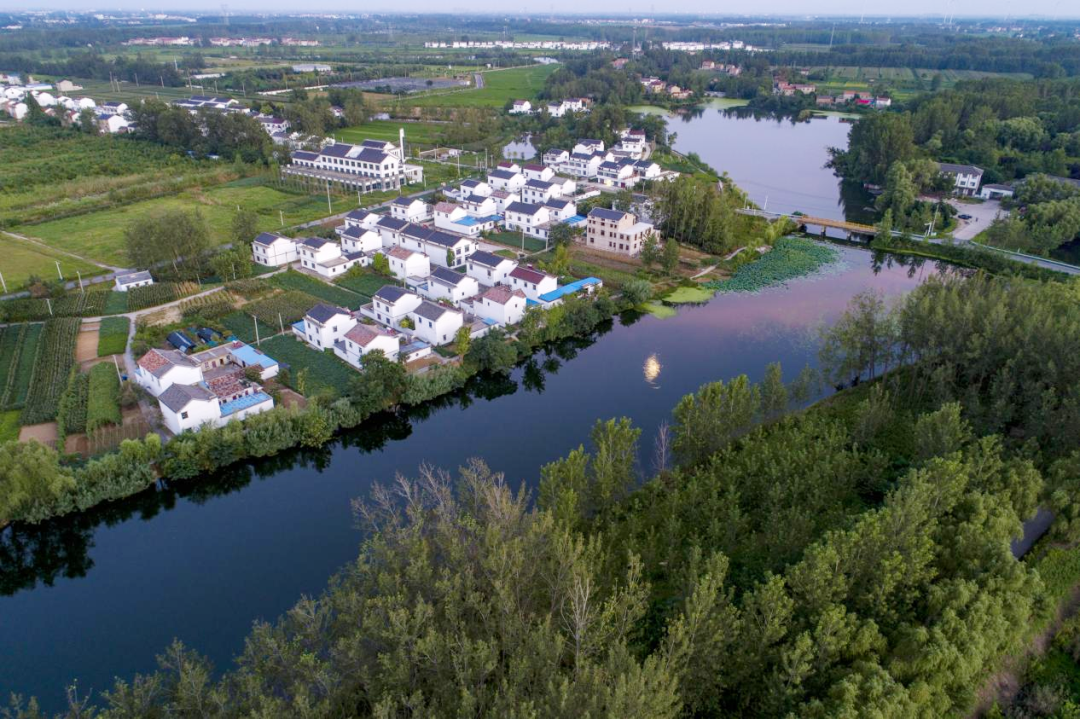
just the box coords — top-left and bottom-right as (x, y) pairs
(5, 0), (1079, 17)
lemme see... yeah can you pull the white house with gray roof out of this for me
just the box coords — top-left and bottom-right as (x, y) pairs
(386, 246), (431, 280)
(487, 168), (527, 193)
(503, 202), (551, 237)
(250, 232), (298, 266)
(299, 303), (356, 350)
(298, 237), (366, 277)
(339, 226), (382, 255)
(467, 250), (518, 286)
(939, 163), (984, 197)
(361, 285), (423, 328)
(284, 139), (423, 193)
(399, 225), (477, 268)
(410, 265), (481, 306)
(408, 300), (464, 346)
(389, 196), (432, 223)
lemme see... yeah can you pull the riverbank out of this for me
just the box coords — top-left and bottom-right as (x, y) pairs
(0, 291), (631, 528)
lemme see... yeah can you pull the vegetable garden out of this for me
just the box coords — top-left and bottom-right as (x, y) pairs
(96, 317), (130, 357)
(126, 282), (200, 312)
(0, 323), (43, 411)
(86, 364), (122, 432)
(20, 318), (81, 425)
(269, 271), (364, 308)
(221, 290), (320, 343)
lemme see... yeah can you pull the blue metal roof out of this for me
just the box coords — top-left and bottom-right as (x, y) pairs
(220, 391), (272, 417)
(537, 277), (602, 303)
(230, 342), (279, 368)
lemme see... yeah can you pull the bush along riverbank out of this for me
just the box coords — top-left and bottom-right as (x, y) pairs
(0, 293), (626, 527)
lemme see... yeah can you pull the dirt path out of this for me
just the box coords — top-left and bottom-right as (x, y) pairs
(18, 421), (57, 447)
(75, 321), (99, 362)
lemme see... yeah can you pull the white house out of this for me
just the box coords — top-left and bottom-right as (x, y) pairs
(115, 270), (154, 292)
(339, 226), (382, 255)
(544, 198), (578, 222)
(433, 202), (498, 238)
(522, 179), (559, 205)
(135, 349), (203, 397)
(251, 233), (298, 267)
(433, 202), (470, 230)
(508, 266), (558, 301)
(99, 101), (128, 116)
(457, 178), (492, 198)
(467, 250), (518, 286)
(509, 99), (533, 114)
(97, 113), (131, 134)
(460, 194), (498, 218)
(573, 139), (605, 155)
(979, 183), (1015, 200)
(615, 128), (647, 159)
(375, 216), (410, 248)
(504, 202), (551, 236)
(334, 323), (401, 367)
(543, 149), (569, 168)
(488, 169), (527, 193)
(488, 189), (520, 213)
(523, 163), (556, 182)
(389, 196), (432, 223)
(409, 300), (464, 346)
(633, 160), (663, 180)
(496, 160), (521, 173)
(412, 265), (481, 306)
(298, 237), (366, 277)
(939, 163), (984, 197)
(386, 246), (431, 280)
(256, 115), (289, 134)
(341, 209), (381, 232)
(362, 285), (423, 329)
(470, 285), (526, 327)
(565, 152), (605, 179)
(286, 140), (421, 193)
(597, 161), (637, 188)
(158, 384), (221, 434)
(299, 303), (356, 350)
(550, 176), (576, 197)
(399, 226), (477, 268)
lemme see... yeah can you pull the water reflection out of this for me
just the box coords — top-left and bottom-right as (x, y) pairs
(643, 353), (662, 385)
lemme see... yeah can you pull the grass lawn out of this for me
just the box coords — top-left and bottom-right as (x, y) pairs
(97, 316), (130, 357)
(21, 179), (332, 266)
(335, 271), (394, 299)
(336, 120), (447, 145)
(486, 230), (547, 253)
(0, 233), (109, 290)
(259, 334), (356, 397)
(410, 65), (558, 108)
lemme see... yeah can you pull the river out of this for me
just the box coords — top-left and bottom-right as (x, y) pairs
(1, 108), (939, 710)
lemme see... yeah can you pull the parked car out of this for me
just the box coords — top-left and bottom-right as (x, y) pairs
(958, 213), (973, 220)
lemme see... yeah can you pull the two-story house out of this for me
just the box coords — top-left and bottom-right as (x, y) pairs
(251, 232), (298, 266)
(298, 237), (365, 277)
(469, 285), (526, 327)
(522, 179), (558, 205)
(135, 348), (203, 397)
(389, 196), (432, 223)
(523, 163), (555, 182)
(386, 246), (431, 280)
(467, 250), (518, 286)
(364, 285), (423, 328)
(487, 169), (527, 193)
(334, 323), (401, 367)
(408, 300), (464, 346)
(300, 303), (356, 350)
(939, 163), (984, 197)
(412, 265), (481, 306)
(339, 226), (382, 255)
(508, 265), (558, 301)
(503, 202), (551, 237)
(375, 215), (410, 249)
(400, 226), (477, 268)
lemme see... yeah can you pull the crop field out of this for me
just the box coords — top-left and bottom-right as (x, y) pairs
(334, 271), (394, 299)
(809, 66), (1033, 91)
(221, 289), (320, 343)
(127, 282), (200, 312)
(86, 362), (122, 431)
(486, 230), (546, 253)
(97, 317), (130, 357)
(0, 288), (124, 323)
(336, 120), (448, 145)
(410, 64), (558, 108)
(21, 179), (333, 266)
(0, 322), (43, 411)
(258, 334), (356, 397)
(20, 318), (80, 425)
(0, 410), (18, 441)
(179, 292), (236, 321)
(0, 125), (234, 227)
(268, 271), (365, 308)
(0, 234), (107, 291)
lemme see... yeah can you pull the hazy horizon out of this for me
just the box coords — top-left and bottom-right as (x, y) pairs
(3, 2), (1079, 20)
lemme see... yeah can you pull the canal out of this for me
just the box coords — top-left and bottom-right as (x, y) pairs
(1, 107), (935, 709)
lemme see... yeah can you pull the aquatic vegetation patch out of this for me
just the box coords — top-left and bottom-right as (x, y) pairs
(663, 286), (714, 304)
(641, 301), (678, 319)
(705, 238), (841, 294)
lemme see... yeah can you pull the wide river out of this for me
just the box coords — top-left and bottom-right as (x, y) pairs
(2, 109), (929, 709)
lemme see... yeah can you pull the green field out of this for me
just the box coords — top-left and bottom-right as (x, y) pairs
(808, 66), (1034, 98)
(336, 120), (448, 145)
(268, 271), (365, 308)
(97, 317), (130, 357)
(259, 334), (356, 396)
(486, 230), (546, 253)
(0, 322), (43, 411)
(334, 270), (394, 300)
(0, 234), (108, 290)
(0, 409), (18, 441)
(22, 179), (333, 266)
(410, 64), (558, 108)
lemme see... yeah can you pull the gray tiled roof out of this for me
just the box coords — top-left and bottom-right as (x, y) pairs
(374, 285), (412, 303)
(306, 303), (351, 324)
(413, 300), (459, 322)
(158, 383), (216, 413)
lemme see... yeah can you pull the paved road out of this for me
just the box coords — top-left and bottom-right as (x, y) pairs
(474, 73), (485, 90)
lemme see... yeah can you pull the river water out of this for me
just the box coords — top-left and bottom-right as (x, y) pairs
(1, 109), (940, 709)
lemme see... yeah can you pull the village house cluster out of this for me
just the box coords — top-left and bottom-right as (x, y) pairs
(640, 77), (694, 100)
(0, 75), (139, 133)
(508, 97), (590, 117)
(135, 341), (279, 434)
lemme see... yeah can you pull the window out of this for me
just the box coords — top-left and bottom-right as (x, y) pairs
(181, 411), (189, 420)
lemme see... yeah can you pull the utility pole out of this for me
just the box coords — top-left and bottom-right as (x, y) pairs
(55, 260), (62, 280)
(253, 315), (261, 345)
(0, 270), (6, 293)
(279, 210), (284, 226)
(77, 271), (83, 291)
(326, 181), (332, 213)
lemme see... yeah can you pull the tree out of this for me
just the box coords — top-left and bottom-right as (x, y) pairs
(466, 330), (518, 374)
(347, 350), (406, 414)
(210, 248), (253, 282)
(876, 162), (918, 223)
(661, 238), (680, 275)
(77, 107), (98, 135)
(372, 253), (391, 275)
(640, 232), (660, 269)
(621, 277), (653, 306)
(230, 209), (259, 247)
(446, 248), (456, 267)
(124, 209), (211, 280)
(830, 112), (916, 185)
(546, 242), (571, 277)
(874, 209), (894, 247)
(549, 222), (577, 248)
(613, 188), (635, 212)
(454, 326), (472, 357)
